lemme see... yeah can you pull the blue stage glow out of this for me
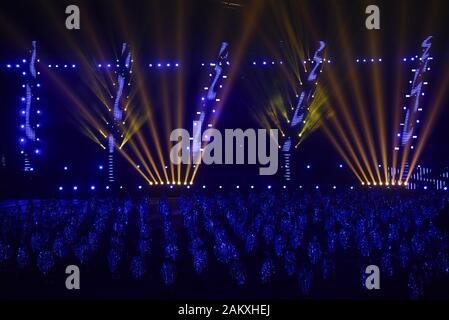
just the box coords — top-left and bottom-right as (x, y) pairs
(64, 166), (68, 171)
(98, 165), (104, 170)
(73, 186), (78, 191)
(138, 185), (143, 190)
(306, 165), (311, 169)
(267, 185), (272, 190)
(58, 186), (63, 191)
(91, 185), (96, 191)
(34, 149), (40, 155)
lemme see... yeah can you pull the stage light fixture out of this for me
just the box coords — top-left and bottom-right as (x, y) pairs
(90, 185), (96, 191)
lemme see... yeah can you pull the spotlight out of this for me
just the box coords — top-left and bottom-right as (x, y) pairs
(34, 149), (40, 155)
(106, 186), (110, 190)
(187, 185), (191, 189)
(283, 186), (287, 189)
(315, 186), (319, 190)
(98, 165), (104, 170)
(339, 164), (343, 168)
(6, 64), (11, 68)
(350, 186), (354, 190)
(444, 187), (447, 191)
(58, 186), (63, 191)
(333, 186), (337, 190)
(219, 186), (223, 189)
(138, 185), (142, 190)
(267, 185), (272, 190)
(424, 186), (428, 190)
(73, 186), (78, 191)
(64, 166), (68, 171)
(202, 185), (206, 189)
(90, 185), (96, 191)
(250, 186), (254, 189)
(170, 185), (174, 189)
(306, 165), (311, 169)
(236, 185), (240, 189)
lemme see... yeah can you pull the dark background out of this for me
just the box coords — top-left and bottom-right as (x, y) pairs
(0, 0), (448, 197)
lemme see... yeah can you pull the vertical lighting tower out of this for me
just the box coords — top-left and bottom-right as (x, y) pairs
(107, 43), (132, 183)
(281, 41), (326, 182)
(20, 41), (41, 173)
(395, 36), (432, 185)
(192, 42), (229, 164)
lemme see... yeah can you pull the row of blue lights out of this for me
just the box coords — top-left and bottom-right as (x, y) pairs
(57, 163), (346, 172)
(2, 56), (436, 70)
(56, 184), (448, 192)
(57, 184), (360, 191)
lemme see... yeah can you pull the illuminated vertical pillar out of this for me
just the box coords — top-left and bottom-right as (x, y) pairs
(281, 41), (326, 182)
(192, 42), (229, 164)
(107, 43), (132, 183)
(395, 36), (432, 184)
(19, 41), (41, 173)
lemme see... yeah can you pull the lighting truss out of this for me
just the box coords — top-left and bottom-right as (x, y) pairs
(281, 41), (326, 182)
(107, 43), (132, 183)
